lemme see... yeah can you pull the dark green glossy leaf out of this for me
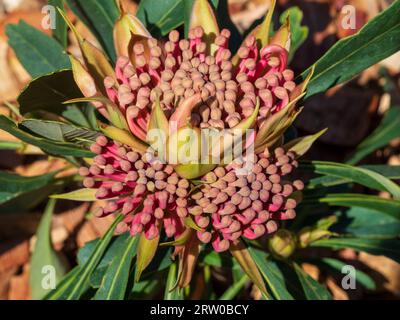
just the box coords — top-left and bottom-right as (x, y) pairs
(333, 206), (400, 239)
(347, 107), (400, 164)
(94, 235), (139, 300)
(248, 247), (294, 300)
(303, 193), (400, 220)
(306, 164), (400, 188)
(301, 161), (400, 199)
(18, 70), (82, 115)
(302, 1), (400, 98)
(6, 21), (70, 77)
(30, 199), (68, 299)
(311, 238), (400, 263)
(20, 119), (98, 146)
(49, 0), (68, 47)
(293, 263), (332, 300)
(316, 258), (376, 290)
(0, 116), (94, 157)
(46, 215), (123, 299)
(0, 171), (57, 206)
(66, 0), (119, 61)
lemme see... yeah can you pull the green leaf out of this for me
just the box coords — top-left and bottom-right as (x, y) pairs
(94, 235), (139, 300)
(66, 0), (119, 61)
(137, 0), (185, 37)
(6, 21), (70, 77)
(20, 119), (98, 146)
(333, 206), (400, 239)
(43, 266), (82, 300)
(29, 199), (68, 299)
(347, 107), (400, 164)
(18, 70), (83, 115)
(302, 1), (400, 98)
(303, 193), (400, 220)
(301, 161), (400, 199)
(183, 0), (219, 37)
(248, 247), (294, 300)
(219, 274), (248, 300)
(51, 188), (98, 201)
(311, 238), (400, 263)
(49, 0), (68, 47)
(164, 262), (183, 300)
(293, 263), (332, 300)
(316, 258), (376, 290)
(46, 215), (123, 299)
(283, 129), (327, 158)
(279, 6), (308, 61)
(135, 233), (160, 282)
(0, 171), (57, 206)
(306, 164), (400, 188)
(0, 116), (94, 158)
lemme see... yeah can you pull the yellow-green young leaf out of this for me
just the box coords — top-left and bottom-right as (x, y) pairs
(69, 55), (98, 98)
(164, 262), (184, 300)
(230, 239), (269, 299)
(30, 199), (68, 299)
(147, 98), (169, 142)
(51, 188), (98, 201)
(58, 9), (115, 94)
(98, 121), (148, 153)
(178, 231), (201, 288)
(184, 216), (204, 232)
(291, 65), (315, 101)
(190, 0), (219, 54)
(160, 228), (192, 247)
(174, 163), (217, 180)
(270, 15), (291, 52)
(283, 128), (327, 158)
(66, 97), (128, 131)
(254, 94), (305, 153)
(113, 13), (151, 58)
(135, 233), (160, 282)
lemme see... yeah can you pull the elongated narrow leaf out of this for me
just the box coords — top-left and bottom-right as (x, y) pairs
(137, 0), (185, 37)
(18, 70), (83, 115)
(30, 199), (68, 299)
(219, 275), (248, 300)
(0, 171), (57, 206)
(6, 21), (70, 77)
(303, 193), (400, 220)
(301, 161), (400, 199)
(46, 215), (123, 299)
(333, 206), (400, 239)
(347, 107), (400, 164)
(315, 258), (376, 290)
(66, 0), (119, 61)
(135, 233), (160, 282)
(302, 1), (400, 98)
(94, 235), (139, 300)
(293, 263), (332, 300)
(311, 238), (400, 263)
(0, 116), (94, 158)
(230, 239), (269, 299)
(20, 119), (98, 146)
(51, 189), (97, 201)
(248, 247), (294, 300)
(49, 0), (68, 47)
(305, 165), (400, 188)
(184, 0), (219, 37)
(283, 129), (327, 158)
(164, 262), (184, 300)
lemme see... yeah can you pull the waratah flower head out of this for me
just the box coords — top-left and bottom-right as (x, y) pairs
(72, 0), (312, 253)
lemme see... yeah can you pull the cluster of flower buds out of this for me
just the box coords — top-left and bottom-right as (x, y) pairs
(189, 147), (304, 252)
(79, 136), (193, 240)
(103, 26), (296, 141)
